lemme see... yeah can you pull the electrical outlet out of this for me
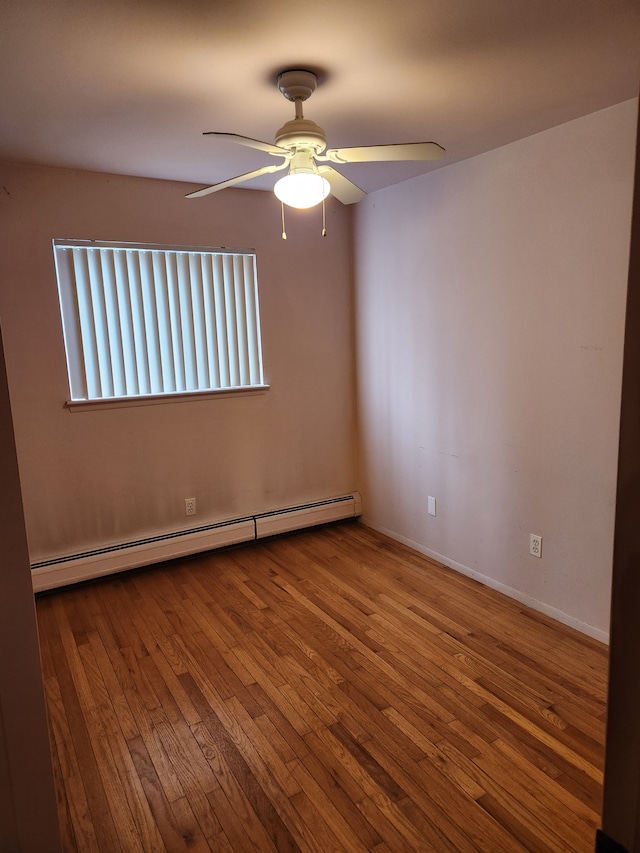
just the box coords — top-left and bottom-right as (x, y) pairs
(427, 496), (436, 517)
(185, 497), (197, 516)
(530, 533), (542, 558)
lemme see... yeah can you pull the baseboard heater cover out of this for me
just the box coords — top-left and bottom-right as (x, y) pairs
(31, 492), (361, 592)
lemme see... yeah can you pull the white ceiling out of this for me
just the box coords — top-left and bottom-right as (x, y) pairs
(1, 0), (639, 198)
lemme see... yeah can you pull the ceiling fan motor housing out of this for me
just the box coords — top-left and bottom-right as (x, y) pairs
(275, 118), (327, 154)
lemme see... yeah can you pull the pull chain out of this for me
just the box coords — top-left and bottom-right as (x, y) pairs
(280, 198), (327, 240)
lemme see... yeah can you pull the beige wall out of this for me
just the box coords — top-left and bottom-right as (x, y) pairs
(0, 102), (635, 639)
(0, 163), (356, 562)
(354, 99), (638, 640)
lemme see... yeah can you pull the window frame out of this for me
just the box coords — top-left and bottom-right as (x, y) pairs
(53, 239), (269, 409)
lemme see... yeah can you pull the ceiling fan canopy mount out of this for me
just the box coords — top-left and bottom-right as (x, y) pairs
(277, 69), (318, 103)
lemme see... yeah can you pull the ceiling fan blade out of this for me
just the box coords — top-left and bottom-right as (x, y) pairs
(325, 141), (445, 164)
(185, 162), (288, 199)
(204, 132), (289, 157)
(318, 166), (366, 205)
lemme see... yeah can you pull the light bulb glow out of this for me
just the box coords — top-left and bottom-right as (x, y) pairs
(274, 172), (330, 209)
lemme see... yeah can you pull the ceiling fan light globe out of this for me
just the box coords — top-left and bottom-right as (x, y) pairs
(274, 173), (330, 209)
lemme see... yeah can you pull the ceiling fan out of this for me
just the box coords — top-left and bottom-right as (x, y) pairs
(186, 69), (445, 210)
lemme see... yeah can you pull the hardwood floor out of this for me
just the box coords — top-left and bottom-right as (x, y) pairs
(36, 520), (608, 852)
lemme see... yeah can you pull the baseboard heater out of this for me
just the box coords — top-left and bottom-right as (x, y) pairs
(31, 492), (362, 593)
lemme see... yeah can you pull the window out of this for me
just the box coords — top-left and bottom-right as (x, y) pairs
(53, 240), (266, 404)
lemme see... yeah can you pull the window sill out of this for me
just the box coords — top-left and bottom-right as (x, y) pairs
(65, 385), (270, 412)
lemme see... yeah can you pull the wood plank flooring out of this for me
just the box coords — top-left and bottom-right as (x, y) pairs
(36, 520), (608, 852)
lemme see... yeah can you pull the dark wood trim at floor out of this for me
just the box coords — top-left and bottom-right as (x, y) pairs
(36, 520), (607, 852)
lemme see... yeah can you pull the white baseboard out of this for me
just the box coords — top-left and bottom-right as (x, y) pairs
(360, 517), (609, 645)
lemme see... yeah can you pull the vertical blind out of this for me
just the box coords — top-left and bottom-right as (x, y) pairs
(53, 240), (265, 401)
